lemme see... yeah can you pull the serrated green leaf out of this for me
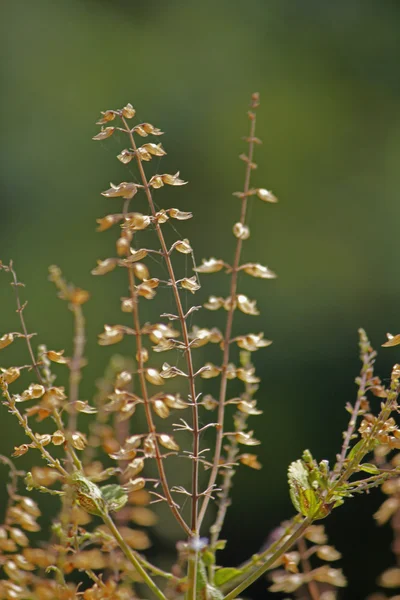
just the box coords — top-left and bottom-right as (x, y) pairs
(214, 568), (243, 587)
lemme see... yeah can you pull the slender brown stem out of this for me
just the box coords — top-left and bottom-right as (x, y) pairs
(0, 386), (68, 477)
(297, 537), (321, 600)
(127, 265), (191, 537)
(9, 262), (43, 384)
(67, 303), (85, 433)
(198, 94), (259, 529)
(122, 116), (200, 535)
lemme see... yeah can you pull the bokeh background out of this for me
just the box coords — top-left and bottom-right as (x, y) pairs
(2, 1), (400, 598)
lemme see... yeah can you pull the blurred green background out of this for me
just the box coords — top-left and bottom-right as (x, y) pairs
(2, 0), (400, 598)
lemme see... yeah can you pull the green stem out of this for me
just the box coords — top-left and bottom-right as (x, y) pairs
(185, 554), (198, 600)
(223, 516), (312, 600)
(102, 511), (168, 600)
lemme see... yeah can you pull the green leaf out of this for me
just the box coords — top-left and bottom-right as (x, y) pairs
(214, 568), (243, 587)
(347, 439), (365, 462)
(358, 463), (379, 475)
(100, 483), (128, 512)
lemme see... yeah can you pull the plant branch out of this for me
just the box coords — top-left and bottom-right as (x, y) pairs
(122, 116), (200, 536)
(198, 93), (260, 529)
(223, 516), (313, 600)
(8, 262), (43, 384)
(102, 511), (168, 600)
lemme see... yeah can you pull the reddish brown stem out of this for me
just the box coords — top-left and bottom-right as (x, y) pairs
(122, 116), (200, 535)
(197, 94), (259, 529)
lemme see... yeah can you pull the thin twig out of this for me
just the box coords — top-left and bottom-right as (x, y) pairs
(8, 262), (43, 383)
(223, 516), (313, 600)
(198, 93), (260, 529)
(297, 537), (321, 600)
(122, 116), (200, 536)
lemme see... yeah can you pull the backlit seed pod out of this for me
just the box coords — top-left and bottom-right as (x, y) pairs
(202, 394), (218, 410)
(235, 431), (261, 446)
(125, 478), (145, 492)
(145, 368), (164, 386)
(125, 248), (148, 263)
(136, 144), (162, 161)
(47, 349), (68, 364)
(30, 466), (61, 487)
(134, 122), (164, 136)
(160, 363), (187, 378)
(14, 554), (35, 571)
(239, 454), (262, 470)
(155, 209), (169, 223)
(1, 367), (20, 384)
(116, 236), (130, 257)
(91, 258), (117, 276)
(152, 338), (175, 352)
(159, 434), (180, 451)
(237, 367), (260, 384)
(122, 103), (136, 119)
(98, 326), (124, 346)
(233, 222), (250, 240)
(132, 262), (150, 280)
(235, 333), (272, 351)
(137, 283), (156, 300)
(237, 294), (259, 316)
(35, 434), (51, 446)
(153, 399), (170, 419)
(52, 430), (65, 446)
(124, 213), (151, 231)
(237, 400), (262, 415)
(383, 333), (400, 347)
(92, 127), (115, 141)
(19, 497), (41, 518)
(226, 363), (237, 379)
(204, 296), (224, 310)
(163, 394), (187, 409)
(181, 276), (200, 294)
(316, 546), (342, 561)
(96, 214), (119, 231)
(143, 435), (156, 457)
(96, 110), (117, 124)
(12, 444), (30, 457)
(41, 386), (67, 409)
(9, 528), (29, 547)
(149, 172), (187, 188)
(194, 258), (225, 273)
(241, 262), (277, 279)
(121, 297), (134, 312)
(28, 384), (46, 399)
(116, 370), (132, 388)
(143, 142), (166, 156)
(200, 363), (221, 379)
(131, 506), (158, 526)
(136, 348), (149, 363)
(168, 208), (193, 220)
(125, 458), (145, 478)
(69, 400), (97, 414)
(256, 188), (278, 203)
(117, 149), (135, 164)
(0, 333), (14, 349)
(71, 432), (87, 450)
(175, 239), (192, 254)
(101, 182), (138, 200)
(70, 288), (90, 305)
